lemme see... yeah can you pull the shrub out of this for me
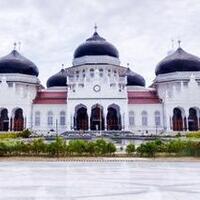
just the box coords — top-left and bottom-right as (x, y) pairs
(0, 142), (8, 156)
(94, 139), (107, 155)
(0, 129), (32, 140)
(47, 136), (66, 157)
(0, 133), (18, 140)
(166, 140), (186, 154)
(136, 140), (165, 157)
(125, 144), (135, 155)
(31, 139), (46, 155)
(18, 129), (32, 138)
(186, 131), (200, 138)
(85, 141), (95, 155)
(106, 142), (116, 155)
(175, 132), (181, 137)
(68, 140), (87, 155)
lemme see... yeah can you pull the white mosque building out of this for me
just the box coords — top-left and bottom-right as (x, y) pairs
(0, 28), (200, 135)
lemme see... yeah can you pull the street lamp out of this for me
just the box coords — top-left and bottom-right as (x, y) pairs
(55, 119), (58, 137)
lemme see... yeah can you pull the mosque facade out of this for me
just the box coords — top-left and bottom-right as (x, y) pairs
(0, 29), (200, 135)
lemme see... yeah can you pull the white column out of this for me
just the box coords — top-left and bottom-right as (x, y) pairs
(88, 105), (91, 131)
(7, 110), (11, 132)
(104, 106), (107, 130)
(185, 108), (189, 131)
(123, 102), (129, 131)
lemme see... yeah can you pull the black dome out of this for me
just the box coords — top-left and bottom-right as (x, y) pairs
(155, 48), (200, 75)
(126, 68), (145, 86)
(74, 31), (119, 59)
(0, 50), (39, 76)
(47, 69), (67, 88)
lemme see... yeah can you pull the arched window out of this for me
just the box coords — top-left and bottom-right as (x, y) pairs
(82, 69), (86, 78)
(114, 70), (117, 77)
(108, 69), (111, 77)
(155, 111), (161, 126)
(35, 111), (40, 126)
(90, 68), (94, 77)
(47, 111), (53, 126)
(60, 111), (66, 126)
(142, 111), (148, 126)
(76, 70), (79, 79)
(129, 111), (135, 127)
(99, 69), (103, 77)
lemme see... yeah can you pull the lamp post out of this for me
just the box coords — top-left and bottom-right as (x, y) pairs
(99, 105), (102, 135)
(55, 119), (58, 137)
(156, 124), (158, 137)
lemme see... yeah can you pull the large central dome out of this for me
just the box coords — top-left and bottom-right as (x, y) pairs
(73, 31), (119, 59)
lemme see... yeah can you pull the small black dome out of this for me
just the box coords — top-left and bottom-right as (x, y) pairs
(0, 50), (39, 76)
(74, 31), (119, 59)
(47, 69), (67, 88)
(155, 48), (200, 75)
(126, 68), (145, 86)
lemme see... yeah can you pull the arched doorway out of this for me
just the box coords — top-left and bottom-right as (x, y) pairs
(172, 108), (183, 131)
(106, 104), (121, 130)
(13, 108), (24, 131)
(0, 109), (9, 131)
(74, 105), (88, 130)
(188, 108), (198, 131)
(90, 104), (104, 130)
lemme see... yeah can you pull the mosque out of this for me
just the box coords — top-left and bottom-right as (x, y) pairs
(0, 27), (200, 135)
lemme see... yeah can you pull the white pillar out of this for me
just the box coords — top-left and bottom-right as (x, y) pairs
(123, 102), (129, 131)
(104, 106), (107, 130)
(88, 105), (92, 131)
(7, 110), (11, 132)
(185, 108), (189, 131)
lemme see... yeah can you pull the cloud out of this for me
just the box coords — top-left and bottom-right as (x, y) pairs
(0, 0), (200, 86)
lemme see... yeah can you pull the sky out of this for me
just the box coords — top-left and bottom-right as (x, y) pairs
(0, 0), (200, 86)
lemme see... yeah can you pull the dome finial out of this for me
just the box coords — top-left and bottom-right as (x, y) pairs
(171, 39), (174, 49)
(13, 42), (17, 50)
(94, 23), (98, 33)
(18, 41), (21, 51)
(178, 40), (181, 48)
(61, 64), (65, 73)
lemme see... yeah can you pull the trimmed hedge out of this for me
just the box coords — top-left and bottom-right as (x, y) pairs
(136, 139), (200, 157)
(0, 129), (31, 140)
(0, 137), (199, 158)
(0, 138), (116, 157)
(186, 131), (200, 138)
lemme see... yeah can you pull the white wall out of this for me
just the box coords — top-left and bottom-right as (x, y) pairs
(0, 74), (39, 130)
(128, 104), (164, 134)
(32, 104), (67, 134)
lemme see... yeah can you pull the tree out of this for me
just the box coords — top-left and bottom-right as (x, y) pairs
(18, 129), (32, 138)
